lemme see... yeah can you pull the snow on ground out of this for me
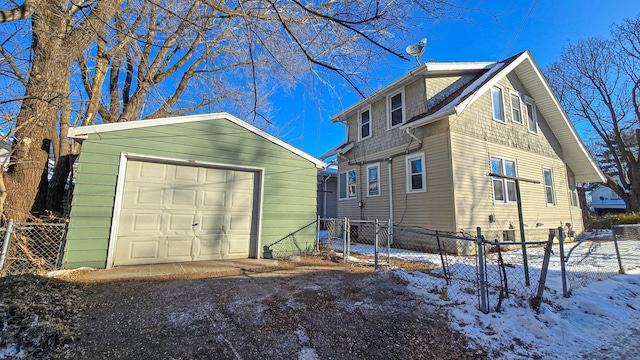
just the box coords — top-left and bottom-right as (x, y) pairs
(323, 232), (640, 359)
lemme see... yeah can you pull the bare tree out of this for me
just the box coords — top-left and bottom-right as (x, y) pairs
(547, 16), (640, 213)
(0, 0), (464, 221)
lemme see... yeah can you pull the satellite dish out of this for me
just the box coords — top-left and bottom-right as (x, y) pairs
(405, 38), (427, 64)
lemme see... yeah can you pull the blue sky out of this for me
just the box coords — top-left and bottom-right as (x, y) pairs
(271, 0), (640, 159)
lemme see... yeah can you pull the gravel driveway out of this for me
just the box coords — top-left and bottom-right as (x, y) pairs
(4, 261), (487, 359)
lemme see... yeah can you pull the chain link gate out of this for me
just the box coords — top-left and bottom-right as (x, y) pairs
(0, 221), (68, 275)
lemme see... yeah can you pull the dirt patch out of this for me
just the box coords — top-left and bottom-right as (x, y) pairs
(0, 274), (85, 358)
(2, 259), (486, 359)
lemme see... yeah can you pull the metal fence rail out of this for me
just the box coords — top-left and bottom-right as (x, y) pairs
(0, 221), (67, 275)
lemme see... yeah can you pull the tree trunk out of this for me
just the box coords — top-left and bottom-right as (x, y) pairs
(46, 154), (78, 215)
(3, 1), (69, 223)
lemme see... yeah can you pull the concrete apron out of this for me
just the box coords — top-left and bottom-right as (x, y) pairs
(77, 259), (279, 282)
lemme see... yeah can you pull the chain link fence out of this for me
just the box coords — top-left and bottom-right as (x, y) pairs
(0, 221), (67, 275)
(559, 224), (640, 295)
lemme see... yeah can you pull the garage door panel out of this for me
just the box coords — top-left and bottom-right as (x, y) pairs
(170, 188), (198, 206)
(230, 215), (252, 231)
(118, 211), (164, 234)
(115, 160), (258, 266)
(174, 165), (198, 182)
(199, 215), (224, 231)
(165, 237), (194, 258)
(203, 190), (226, 207)
(127, 185), (165, 206)
(230, 192), (253, 208)
(204, 168), (227, 185)
(167, 214), (196, 231)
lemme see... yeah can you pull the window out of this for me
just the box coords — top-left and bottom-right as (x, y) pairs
(526, 99), (538, 134)
(491, 86), (505, 122)
(388, 90), (404, 128)
(568, 174), (579, 207)
(510, 92), (523, 124)
(367, 164), (380, 197)
(359, 108), (371, 141)
(543, 167), (556, 206)
(339, 169), (357, 200)
(491, 157), (517, 203)
(406, 153), (426, 193)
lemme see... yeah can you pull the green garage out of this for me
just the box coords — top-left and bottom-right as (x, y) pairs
(63, 113), (325, 269)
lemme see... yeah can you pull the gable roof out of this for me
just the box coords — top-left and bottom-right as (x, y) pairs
(68, 112), (327, 169)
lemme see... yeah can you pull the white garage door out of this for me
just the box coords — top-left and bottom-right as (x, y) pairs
(113, 160), (258, 266)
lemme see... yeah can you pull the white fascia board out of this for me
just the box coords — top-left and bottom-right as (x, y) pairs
(320, 141), (353, 160)
(68, 112), (327, 169)
(524, 55), (606, 183)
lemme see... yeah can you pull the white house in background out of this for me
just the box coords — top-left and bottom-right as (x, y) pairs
(587, 184), (626, 215)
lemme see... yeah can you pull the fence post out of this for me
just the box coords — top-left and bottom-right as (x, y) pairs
(374, 219), (379, 271)
(343, 218), (349, 263)
(476, 227), (489, 314)
(611, 225), (625, 274)
(387, 219), (391, 267)
(533, 230), (556, 309)
(315, 215), (320, 252)
(558, 227), (569, 298)
(0, 219), (14, 271)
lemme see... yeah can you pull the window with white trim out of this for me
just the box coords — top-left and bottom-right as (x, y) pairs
(359, 107), (371, 141)
(367, 163), (380, 197)
(567, 173), (579, 207)
(406, 153), (426, 193)
(388, 90), (405, 128)
(339, 169), (357, 200)
(491, 86), (505, 123)
(491, 156), (517, 203)
(543, 167), (556, 206)
(526, 99), (538, 134)
(510, 91), (523, 124)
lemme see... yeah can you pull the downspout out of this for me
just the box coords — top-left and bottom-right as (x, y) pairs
(388, 160), (394, 228)
(322, 173), (332, 219)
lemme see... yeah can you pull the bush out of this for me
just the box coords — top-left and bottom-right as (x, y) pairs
(585, 212), (640, 230)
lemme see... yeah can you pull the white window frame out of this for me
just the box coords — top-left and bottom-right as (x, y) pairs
(543, 166), (557, 206)
(525, 97), (538, 134)
(490, 156), (518, 204)
(509, 90), (523, 125)
(567, 174), (579, 207)
(406, 153), (426, 193)
(367, 163), (380, 197)
(387, 88), (406, 129)
(491, 85), (506, 123)
(339, 169), (357, 200)
(358, 106), (372, 141)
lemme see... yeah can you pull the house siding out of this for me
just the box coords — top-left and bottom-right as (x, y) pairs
(63, 119), (318, 268)
(338, 118), (455, 231)
(426, 73), (478, 110)
(449, 73), (583, 242)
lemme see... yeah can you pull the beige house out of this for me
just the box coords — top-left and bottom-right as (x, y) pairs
(323, 51), (605, 251)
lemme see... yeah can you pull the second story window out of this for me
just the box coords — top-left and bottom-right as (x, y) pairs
(388, 90), (404, 128)
(491, 86), (505, 123)
(359, 108), (371, 141)
(526, 99), (538, 134)
(491, 156), (517, 203)
(510, 91), (523, 124)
